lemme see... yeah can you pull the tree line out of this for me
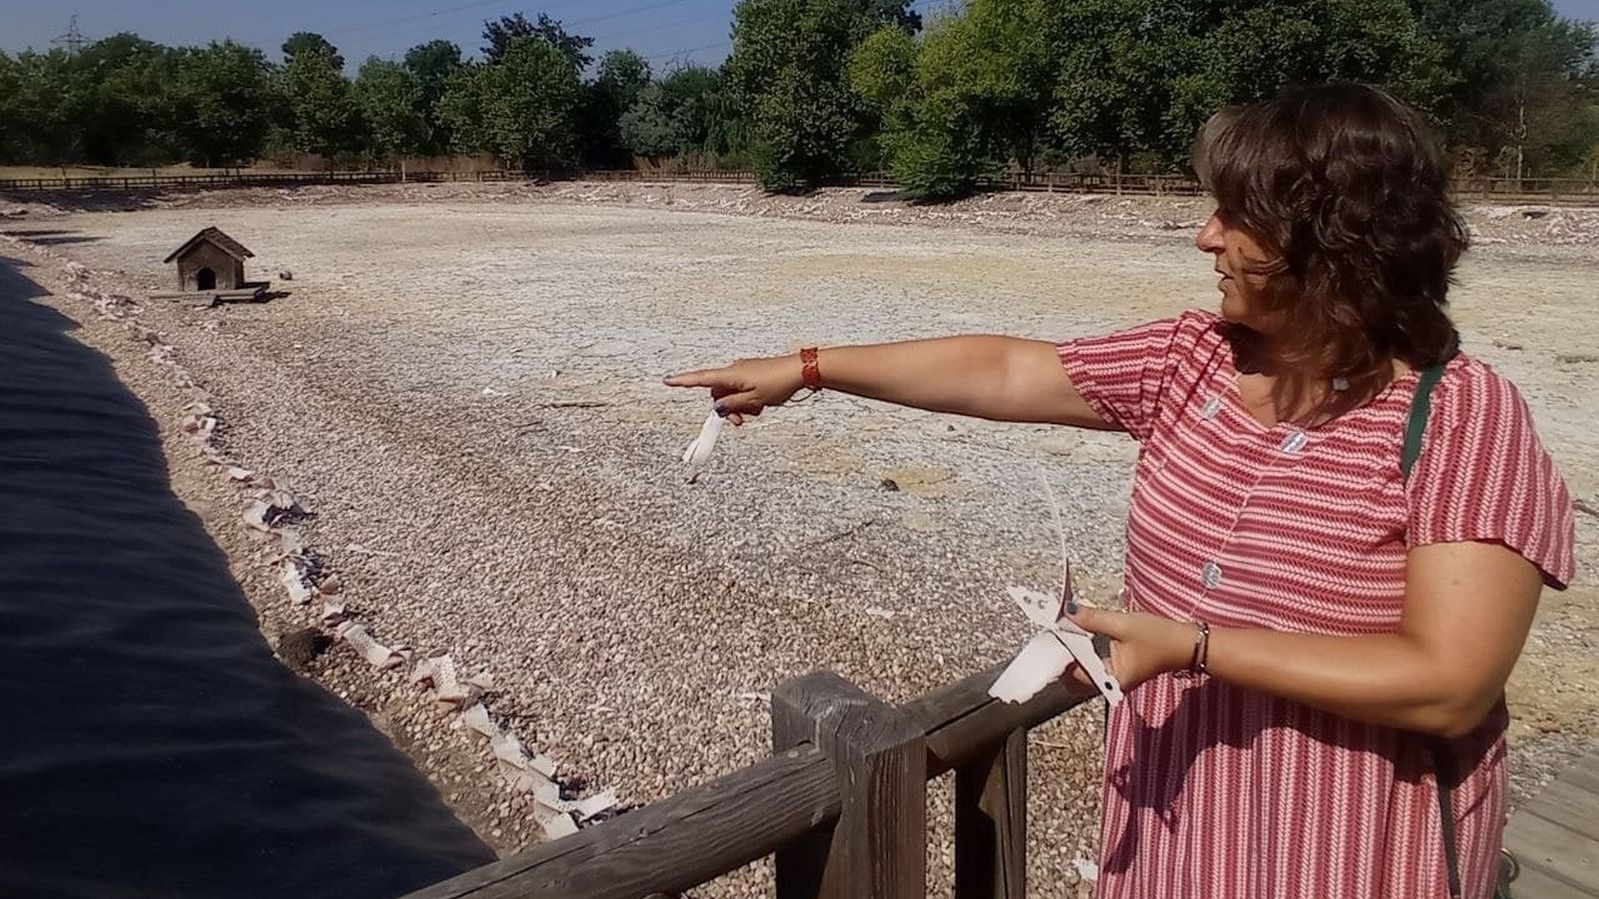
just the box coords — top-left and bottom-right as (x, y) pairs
(0, 0), (1594, 199)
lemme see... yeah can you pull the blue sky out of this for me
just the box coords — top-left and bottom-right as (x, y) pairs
(2, 0), (1595, 73)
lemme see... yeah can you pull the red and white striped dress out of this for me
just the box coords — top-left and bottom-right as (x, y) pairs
(1057, 311), (1576, 899)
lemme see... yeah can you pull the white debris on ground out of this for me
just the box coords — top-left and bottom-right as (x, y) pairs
(45, 178), (1597, 251)
(1073, 856), (1100, 882)
(681, 407), (725, 483)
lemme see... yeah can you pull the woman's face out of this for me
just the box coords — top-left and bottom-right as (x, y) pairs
(1195, 210), (1276, 330)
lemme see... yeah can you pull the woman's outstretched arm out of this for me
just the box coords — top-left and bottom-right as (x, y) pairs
(665, 337), (1113, 428)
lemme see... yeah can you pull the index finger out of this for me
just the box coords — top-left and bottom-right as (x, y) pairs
(663, 368), (729, 388)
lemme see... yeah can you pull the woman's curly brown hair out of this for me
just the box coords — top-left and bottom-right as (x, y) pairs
(1193, 82), (1467, 422)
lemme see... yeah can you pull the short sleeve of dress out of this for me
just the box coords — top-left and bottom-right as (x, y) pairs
(1056, 311), (1214, 441)
(1406, 364), (1576, 588)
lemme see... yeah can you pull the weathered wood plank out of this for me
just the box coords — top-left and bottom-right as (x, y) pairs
(903, 663), (1094, 777)
(953, 726), (1027, 899)
(400, 745), (840, 899)
(773, 671), (926, 899)
(1504, 811), (1599, 895)
(1522, 778), (1599, 836)
(773, 681), (841, 899)
(405, 661), (1094, 899)
(1504, 863), (1599, 899)
(1562, 752), (1599, 795)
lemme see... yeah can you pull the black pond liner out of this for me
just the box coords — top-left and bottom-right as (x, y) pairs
(0, 253), (494, 899)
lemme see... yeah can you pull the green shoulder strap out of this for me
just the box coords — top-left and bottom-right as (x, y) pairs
(1402, 365), (1446, 480)
(1406, 362), (1472, 899)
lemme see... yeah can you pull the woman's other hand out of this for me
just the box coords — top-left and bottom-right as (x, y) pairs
(665, 355), (805, 424)
(1065, 607), (1195, 693)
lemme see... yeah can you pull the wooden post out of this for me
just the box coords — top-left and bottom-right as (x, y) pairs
(953, 727), (1026, 899)
(773, 671), (927, 899)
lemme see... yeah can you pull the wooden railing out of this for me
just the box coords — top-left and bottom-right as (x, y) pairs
(586, 168), (760, 184)
(0, 169), (549, 192)
(973, 171), (1204, 196)
(402, 664), (1092, 899)
(1451, 176), (1599, 203)
(0, 171), (421, 192)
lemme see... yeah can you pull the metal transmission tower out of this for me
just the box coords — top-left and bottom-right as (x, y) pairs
(51, 15), (87, 56)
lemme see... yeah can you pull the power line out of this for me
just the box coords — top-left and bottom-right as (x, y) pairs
(323, 1), (488, 38)
(645, 40), (730, 64)
(566, 0), (701, 30)
(325, 0), (694, 48)
(590, 9), (729, 47)
(325, 0), (538, 39)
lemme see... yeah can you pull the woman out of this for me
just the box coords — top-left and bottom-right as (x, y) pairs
(666, 84), (1575, 899)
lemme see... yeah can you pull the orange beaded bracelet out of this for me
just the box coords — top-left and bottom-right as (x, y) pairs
(800, 346), (822, 391)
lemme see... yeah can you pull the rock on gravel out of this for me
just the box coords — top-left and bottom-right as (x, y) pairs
(276, 626), (332, 671)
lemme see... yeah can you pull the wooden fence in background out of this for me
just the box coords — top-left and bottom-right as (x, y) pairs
(3, 168), (1596, 204)
(402, 665), (1093, 899)
(0, 169), (554, 192)
(556, 168), (1599, 201)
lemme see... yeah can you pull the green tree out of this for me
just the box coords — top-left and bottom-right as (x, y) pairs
(441, 39), (581, 169)
(847, 25), (918, 116)
(620, 65), (745, 160)
(1412, 0), (1598, 177)
(902, 21), (1000, 198)
(0, 52), (19, 160)
(438, 63), (488, 154)
(851, 1), (1053, 199)
(403, 40), (464, 154)
(578, 49), (652, 167)
(1042, 0), (1164, 165)
(354, 58), (425, 167)
(866, 0), (923, 31)
(0, 49), (71, 163)
(618, 83), (678, 157)
(1043, 0), (1448, 169)
(699, 66), (753, 159)
(72, 34), (183, 164)
(1, 50), (84, 163)
(174, 40), (274, 167)
(1580, 128), (1599, 181)
(282, 46), (361, 157)
(728, 0), (920, 189)
(1180, 0), (1445, 137)
(850, 25), (947, 189)
(282, 32), (344, 69)
(482, 12), (594, 68)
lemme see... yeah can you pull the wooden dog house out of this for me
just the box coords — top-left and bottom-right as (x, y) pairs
(163, 227), (253, 292)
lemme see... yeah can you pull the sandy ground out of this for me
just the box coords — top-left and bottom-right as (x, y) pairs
(3, 184), (1595, 897)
